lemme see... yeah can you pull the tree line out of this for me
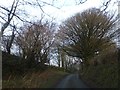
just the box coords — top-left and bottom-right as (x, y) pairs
(1, 0), (119, 72)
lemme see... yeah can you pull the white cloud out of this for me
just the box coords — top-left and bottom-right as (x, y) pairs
(42, 0), (103, 22)
(0, 0), (118, 24)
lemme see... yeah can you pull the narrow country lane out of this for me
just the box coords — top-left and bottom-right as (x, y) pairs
(55, 74), (89, 88)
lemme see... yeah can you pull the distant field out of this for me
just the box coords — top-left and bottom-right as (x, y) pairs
(3, 68), (69, 88)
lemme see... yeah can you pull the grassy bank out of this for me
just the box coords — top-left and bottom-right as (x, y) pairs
(3, 68), (69, 88)
(2, 51), (69, 88)
(80, 63), (118, 88)
(79, 49), (119, 88)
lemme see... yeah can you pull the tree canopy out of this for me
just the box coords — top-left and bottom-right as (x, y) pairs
(58, 8), (116, 65)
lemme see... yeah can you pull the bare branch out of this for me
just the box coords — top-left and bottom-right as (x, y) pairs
(75, 0), (87, 5)
(101, 0), (112, 11)
(0, 0), (19, 36)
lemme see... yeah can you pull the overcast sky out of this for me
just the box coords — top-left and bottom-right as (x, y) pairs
(0, 0), (118, 25)
(0, 0), (118, 42)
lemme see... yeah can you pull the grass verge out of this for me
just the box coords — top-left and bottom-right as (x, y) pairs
(2, 68), (69, 88)
(79, 63), (118, 88)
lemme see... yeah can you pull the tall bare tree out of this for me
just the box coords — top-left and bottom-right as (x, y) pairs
(59, 8), (116, 65)
(2, 25), (16, 54)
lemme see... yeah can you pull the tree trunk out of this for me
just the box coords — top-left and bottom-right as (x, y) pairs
(6, 26), (15, 54)
(57, 47), (61, 67)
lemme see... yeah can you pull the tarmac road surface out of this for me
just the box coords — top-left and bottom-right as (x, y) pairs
(56, 74), (89, 88)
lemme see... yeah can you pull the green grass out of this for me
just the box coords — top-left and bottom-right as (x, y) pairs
(3, 68), (69, 88)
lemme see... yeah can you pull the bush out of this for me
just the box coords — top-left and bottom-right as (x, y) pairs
(80, 49), (118, 88)
(2, 51), (48, 79)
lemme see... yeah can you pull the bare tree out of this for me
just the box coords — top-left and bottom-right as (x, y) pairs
(15, 21), (55, 67)
(0, 0), (19, 36)
(2, 25), (16, 54)
(59, 8), (116, 66)
(57, 46), (61, 67)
